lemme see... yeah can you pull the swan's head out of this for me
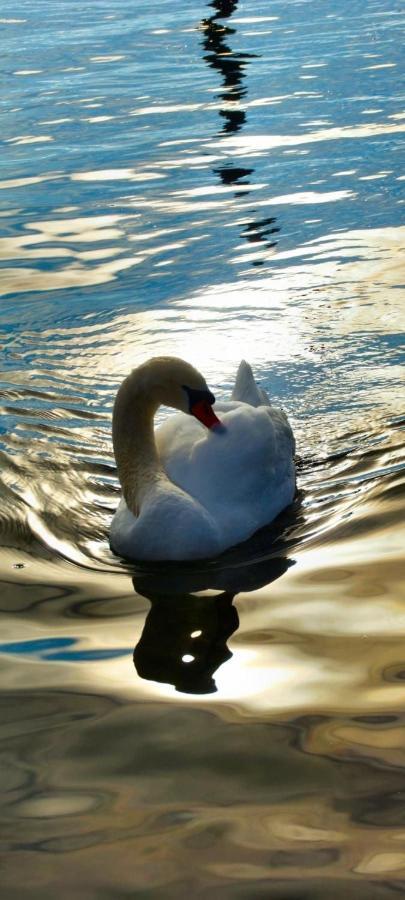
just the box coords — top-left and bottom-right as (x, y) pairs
(132, 357), (222, 429)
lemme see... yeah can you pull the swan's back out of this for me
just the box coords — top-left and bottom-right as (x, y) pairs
(157, 374), (295, 551)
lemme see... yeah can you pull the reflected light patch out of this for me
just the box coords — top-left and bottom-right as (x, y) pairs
(72, 168), (165, 182)
(82, 116), (115, 124)
(362, 63), (396, 70)
(0, 174), (61, 190)
(233, 16), (279, 22)
(46, 223), (404, 415)
(26, 509), (91, 567)
(214, 650), (294, 704)
(211, 121), (405, 154)
(5, 135), (53, 145)
(254, 190), (354, 206)
(90, 55), (126, 63)
(17, 793), (99, 818)
(356, 853), (405, 875)
(131, 103), (204, 116)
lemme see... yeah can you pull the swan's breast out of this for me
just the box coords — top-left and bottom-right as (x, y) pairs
(110, 487), (223, 561)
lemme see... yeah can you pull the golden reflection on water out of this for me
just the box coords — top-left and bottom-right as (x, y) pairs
(2, 492), (404, 719)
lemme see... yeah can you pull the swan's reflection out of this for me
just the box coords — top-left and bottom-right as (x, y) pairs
(134, 590), (238, 694)
(133, 550), (293, 694)
(200, 0), (280, 263)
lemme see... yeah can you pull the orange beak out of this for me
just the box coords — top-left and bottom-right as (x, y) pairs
(191, 399), (222, 429)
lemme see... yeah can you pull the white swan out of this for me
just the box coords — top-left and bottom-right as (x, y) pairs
(110, 356), (295, 561)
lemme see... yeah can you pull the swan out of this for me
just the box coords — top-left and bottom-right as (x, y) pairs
(110, 356), (295, 561)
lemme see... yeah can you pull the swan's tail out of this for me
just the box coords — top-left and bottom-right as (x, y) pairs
(231, 360), (270, 407)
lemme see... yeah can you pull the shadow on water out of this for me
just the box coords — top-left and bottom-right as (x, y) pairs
(133, 590), (239, 694)
(132, 505), (296, 694)
(200, 0), (280, 264)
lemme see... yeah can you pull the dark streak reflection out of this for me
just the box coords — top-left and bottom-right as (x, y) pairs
(200, 0), (253, 135)
(132, 553), (292, 695)
(200, 0), (280, 265)
(133, 590), (238, 694)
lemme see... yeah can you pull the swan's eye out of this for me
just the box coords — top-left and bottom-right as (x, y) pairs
(182, 385), (216, 412)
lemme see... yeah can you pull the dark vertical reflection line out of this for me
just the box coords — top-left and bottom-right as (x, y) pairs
(200, 0), (250, 135)
(199, 0), (280, 266)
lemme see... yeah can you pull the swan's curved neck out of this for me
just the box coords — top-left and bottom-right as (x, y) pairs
(112, 372), (167, 514)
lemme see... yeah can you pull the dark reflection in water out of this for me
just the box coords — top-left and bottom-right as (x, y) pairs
(200, 0), (280, 264)
(134, 590), (238, 694)
(133, 554), (292, 694)
(200, 0), (251, 135)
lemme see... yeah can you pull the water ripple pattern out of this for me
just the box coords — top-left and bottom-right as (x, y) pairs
(0, 0), (404, 897)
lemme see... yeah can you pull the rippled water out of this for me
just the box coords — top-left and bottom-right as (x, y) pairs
(1, 0), (404, 896)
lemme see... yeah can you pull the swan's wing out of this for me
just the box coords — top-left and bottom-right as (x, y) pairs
(231, 360), (270, 408)
(258, 385), (271, 406)
(159, 403), (296, 549)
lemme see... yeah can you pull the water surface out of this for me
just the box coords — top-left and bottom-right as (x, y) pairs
(0, 0), (404, 896)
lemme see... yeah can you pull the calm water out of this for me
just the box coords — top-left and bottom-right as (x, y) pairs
(1, 0), (404, 896)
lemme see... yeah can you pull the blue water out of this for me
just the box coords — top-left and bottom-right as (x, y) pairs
(0, 1), (404, 897)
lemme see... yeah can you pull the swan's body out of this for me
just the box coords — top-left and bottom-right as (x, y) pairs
(110, 357), (295, 561)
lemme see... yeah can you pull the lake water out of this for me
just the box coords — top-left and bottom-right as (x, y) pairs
(0, 0), (404, 896)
